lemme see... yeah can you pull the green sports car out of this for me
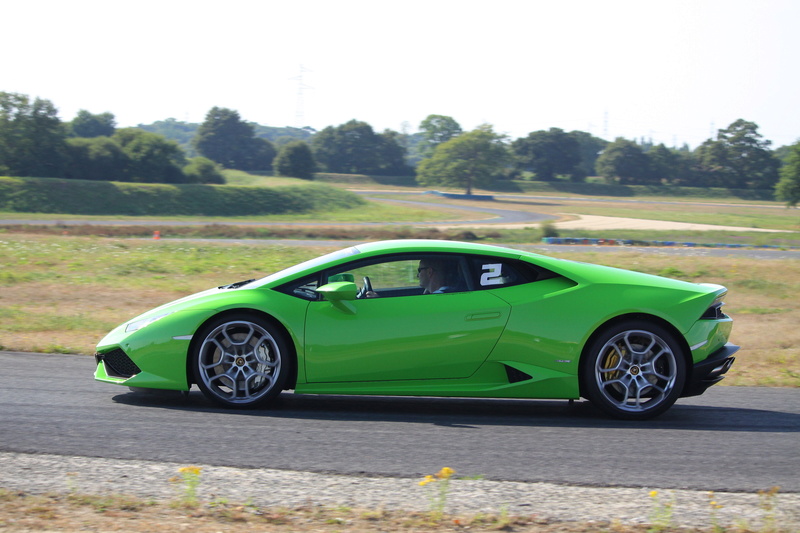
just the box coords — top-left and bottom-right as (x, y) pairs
(94, 239), (738, 420)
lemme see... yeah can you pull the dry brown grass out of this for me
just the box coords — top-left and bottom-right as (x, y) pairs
(0, 489), (732, 533)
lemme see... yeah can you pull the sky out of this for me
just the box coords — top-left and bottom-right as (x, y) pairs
(3, 0), (799, 149)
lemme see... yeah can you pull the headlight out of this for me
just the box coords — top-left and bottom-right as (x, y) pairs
(125, 312), (171, 333)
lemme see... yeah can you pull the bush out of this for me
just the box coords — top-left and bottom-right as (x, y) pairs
(540, 222), (559, 238)
(183, 157), (225, 184)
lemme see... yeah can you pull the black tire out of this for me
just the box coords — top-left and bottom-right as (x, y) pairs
(582, 320), (686, 420)
(192, 313), (292, 409)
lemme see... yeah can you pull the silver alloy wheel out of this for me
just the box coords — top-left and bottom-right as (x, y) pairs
(197, 319), (282, 405)
(593, 329), (678, 413)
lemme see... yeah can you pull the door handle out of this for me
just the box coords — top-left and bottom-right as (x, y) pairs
(466, 312), (502, 321)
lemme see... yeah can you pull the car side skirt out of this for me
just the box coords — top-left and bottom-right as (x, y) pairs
(294, 360), (580, 399)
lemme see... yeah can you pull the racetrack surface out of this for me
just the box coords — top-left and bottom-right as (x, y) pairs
(1, 352), (798, 494)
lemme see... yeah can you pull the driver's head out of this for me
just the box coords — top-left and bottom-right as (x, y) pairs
(418, 258), (452, 293)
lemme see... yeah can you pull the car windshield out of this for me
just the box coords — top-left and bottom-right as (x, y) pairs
(249, 246), (361, 288)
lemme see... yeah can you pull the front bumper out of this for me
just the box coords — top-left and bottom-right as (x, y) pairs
(682, 342), (739, 397)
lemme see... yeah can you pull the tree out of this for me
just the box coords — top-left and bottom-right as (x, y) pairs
(646, 143), (680, 184)
(775, 141), (800, 207)
(64, 136), (130, 181)
(416, 125), (509, 194)
(774, 143), (793, 164)
(0, 92), (68, 177)
(669, 149), (699, 187)
(113, 128), (187, 183)
(692, 138), (730, 187)
(569, 131), (607, 180)
(273, 140), (317, 179)
(192, 107), (276, 170)
(375, 129), (413, 175)
(247, 137), (278, 171)
(70, 110), (116, 138)
(418, 114), (462, 157)
(138, 118), (199, 156)
(595, 138), (651, 184)
(512, 128), (581, 181)
(311, 120), (407, 175)
(694, 119), (780, 189)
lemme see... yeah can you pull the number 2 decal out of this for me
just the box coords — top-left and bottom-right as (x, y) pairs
(480, 263), (504, 286)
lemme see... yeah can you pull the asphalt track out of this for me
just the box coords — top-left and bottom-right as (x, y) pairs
(1, 352), (798, 493)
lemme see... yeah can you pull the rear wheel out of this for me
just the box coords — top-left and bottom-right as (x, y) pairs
(192, 313), (291, 408)
(583, 321), (686, 420)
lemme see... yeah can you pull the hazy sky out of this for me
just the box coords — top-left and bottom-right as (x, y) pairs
(4, 0), (798, 148)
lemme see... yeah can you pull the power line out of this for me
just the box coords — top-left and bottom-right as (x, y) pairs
(290, 65), (313, 128)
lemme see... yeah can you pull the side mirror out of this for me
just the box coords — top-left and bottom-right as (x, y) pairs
(316, 281), (358, 302)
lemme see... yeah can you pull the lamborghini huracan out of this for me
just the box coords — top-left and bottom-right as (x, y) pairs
(94, 240), (738, 420)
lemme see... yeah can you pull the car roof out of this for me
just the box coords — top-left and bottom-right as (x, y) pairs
(250, 240), (535, 289)
(353, 239), (526, 258)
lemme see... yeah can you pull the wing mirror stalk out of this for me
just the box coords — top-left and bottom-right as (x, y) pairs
(315, 281), (358, 314)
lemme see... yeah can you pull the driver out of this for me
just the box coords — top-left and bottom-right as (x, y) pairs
(418, 258), (457, 294)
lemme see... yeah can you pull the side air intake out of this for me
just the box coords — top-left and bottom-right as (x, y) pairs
(505, 365), (533, 384)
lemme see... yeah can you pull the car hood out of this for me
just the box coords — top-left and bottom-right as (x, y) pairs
(121, 283), (257, 326)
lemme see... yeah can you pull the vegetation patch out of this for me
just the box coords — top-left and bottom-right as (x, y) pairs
(0, 177), (365, 216)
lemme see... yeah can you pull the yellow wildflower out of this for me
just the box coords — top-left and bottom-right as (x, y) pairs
(419, 475), (435, 486)
(649, 490), (658, 498)
(179, 466), (202, 476)
(437, 467), (455, 479)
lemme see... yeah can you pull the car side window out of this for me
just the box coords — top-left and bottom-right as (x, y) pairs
(467, 256), (546, 289)
(278, 254), (553, 300)
(326, 254), (471, 298)
(277, 260), (426, 301)
(282, 275), (321, 300)
(331, 259), (421, 297)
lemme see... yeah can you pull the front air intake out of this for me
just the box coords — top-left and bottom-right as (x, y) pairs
(98, 348), (141, 378)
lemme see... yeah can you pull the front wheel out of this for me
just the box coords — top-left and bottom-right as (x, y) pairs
(582, 321), (686, 420)
(192, 313), (291, 408)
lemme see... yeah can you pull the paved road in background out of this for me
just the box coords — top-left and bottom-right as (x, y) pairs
(1, 352), (798, 492)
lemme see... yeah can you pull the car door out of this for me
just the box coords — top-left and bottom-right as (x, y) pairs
(303, 255), (511, 383)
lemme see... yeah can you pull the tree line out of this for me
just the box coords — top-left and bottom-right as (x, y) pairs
(1, 91), (798, 205)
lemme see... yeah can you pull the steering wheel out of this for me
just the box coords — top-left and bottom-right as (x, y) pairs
(356, 276), (373, 299)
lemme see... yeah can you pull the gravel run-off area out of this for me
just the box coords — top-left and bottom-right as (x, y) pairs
(2, 452), (798, 529)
